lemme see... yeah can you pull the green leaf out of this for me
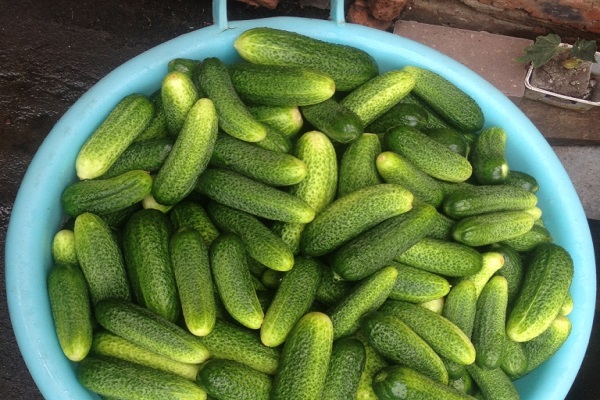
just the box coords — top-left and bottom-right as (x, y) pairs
(516, 33), (561, 68)
(571, 38), (597, 63)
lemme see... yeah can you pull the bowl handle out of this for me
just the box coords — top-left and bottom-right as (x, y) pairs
(213, 0), (346, 31)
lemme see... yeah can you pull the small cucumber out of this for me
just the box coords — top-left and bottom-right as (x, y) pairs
(197, 57), (267, 142)
(161, 71), (199, 135)
(102, 137), (173, 179)
(196, 168), (315, 223)
(442, 280), (477, 339)
(504, 170), (540, 193)
(261, 269), (284, 290)
(62, 169), (152, 217)
(452, 210), (535, 247)
(300, 183), (413, 256)
(47, 262), (93, 362)
(134, 91), (169, 142)
(457, 251), (505, 297)
(448, 370), (476, 395)
(51, 229), (78, 265)
(76, 93), (154, 179)
(168, 58), (200, 77)
(73, 212), (131, 304)
(210, 234), (264, 330)
(152, 98), (218, 205)
(254, 125), (293, 153)
(315, 264), (354, 305)
(234, 27), (378, 91)
(399, 92), (453, 130)
(77, 356), (207, 400)
(426, 127), (470, 157)
(386, 125), (472, 183)
(322, 337), (366, 400)
(340, 69), (415, 126)
(366, 102), (430, 133)
(501, 339), (528, 379)
(261, 257), (322, 347)
(501, 223), (553, 252)
(355, 331), (388, 400)
(197, 359), (271, 400)
(248, 105), (303, 138)
(470, 126), (510, 185)
(402, 66), (484, 132)
(169, 201), (220, 246)
(506, 243), (574, 342)
(389, 262), (451, 303)
(94, 298), (210, 364)
(466, 364), (519, 400)
(427, 209), (455, 241)
(561, 293), (574, 316)
(300, 98), (363, 144)
(337, 133), (382, 197)
(271, 312), (334, 400)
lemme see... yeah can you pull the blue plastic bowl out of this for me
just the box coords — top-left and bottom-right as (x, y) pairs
(5, 1), (596, 399)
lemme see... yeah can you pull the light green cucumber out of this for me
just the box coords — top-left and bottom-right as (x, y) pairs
(448, 370), (476, 395)
(315, 264), (354, 305)
(271, 312), (334, 400)
(561, 293), (574, 316)
(466, 364), (519, 400)
(76, 93), (154, 179)
(73, 212), (131, 304)
(197, 359), (271, 400)
(122, 209), (180, 322)
(337, 133), (382, 197)
(102, 137), (173, 179)
(196, 168), (315, 223)
(322, 337), (366, 400)
(420, 297), (445, 314)
(300, 98), (363, 144)
(261, 257), (322, 347)
(254, 125), (293, 153)
(133, 90), (169, 142)
(452, 210), (535, 247)
(47, 262), (92, 362)
(427, 209), (455, 241)
(457, 251), (505, 297)
(248, 105), (303, 138)
(210, 234), (264, 330)
(300, 183), (413, 256)
(501, 339), (528, 379)
(52, 229), (78, 265)
(501, 223), (553, 252)
(470, 126), (510, 185)
(161, 70), (199, 135)
(389, 262), (451, 303)
(442, 280), (478, 340)
(169, 201), (220, 246)
(355, 331), (388, 400)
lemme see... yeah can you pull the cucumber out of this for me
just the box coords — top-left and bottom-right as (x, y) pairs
(170, 228), (216, 337)
(452, 210), (535, 247)
(504, 170), (540, 193)
(443, 184), (538, 219)
(122, 209), (180, 322)
(470, 126), (509, 185)
(271, 312), (334, 400)
(486, 243), (523, 305)
(300, 183), (413, 256)
(98, 203), (141, 229)
(197, 57), (267, 142)
(73, 212), (131, 304)
(333, 203), (437, 281)
(399, 92), (453, 130)
(322, 337), (366, 400)
(396, 237), (483, 278)
(361, 312), (448, 384)
(337, 133), (382, 197)
(234, 27), (378, 91)
(52, 229), (78, 265)
(376, 151), (445, 207)
(207, 202), (294, 272)
(366, 102), (430, 133)
(373, 366), (474, 400)
(457, 251), (505, 297)
(472, 276), (508, 369)
(389, 262), (451, 303)
(62, 169), (152, 217)
(196, 168), (315, 223)
(168, 58), (200, 77)
(561, 293), (574, 316)
(379, 300), (476, 366)
(386, 125), (472, 183)
(448, 370), (476, 395)
(466, 364), (519, 400)
(47, 262), (92, 362)
(199, 318), (280, 375)
(91, 331), (201, 381)
(210, 133), (307, 186)
(260, 269), (284, 290)
(402, 66), (484, 132)
(102, 137), (173, 179)
(426, 127), (470, 157)
(442, 280), (477, 341)
(254, 125), (293, 153)
(300, 98), (363, 144)
(169, 201), (220, 246)
(420, 297), (445, 314)
(76, 94), (154, 179)
(161, 70), (199, 135)
(152, 98), (218, 205)
(315, 264), (354, 305)
(355, 331), (388, 400)
(134, 91), (170, 142)
(210, 234), (264, 330)
(501, 339), (528, 379)
(340, 69), (415, 126)
(95, 298), (210, 364)
(261, 257), (322, 347)
(77, 355), (207, 400)
(248, 105), (303, 138)
(197, 359), (271, 400)
(506, 243), (574, 342)
(501, 223), (553, 252)
(229, 62), (335, 106)
(329, 266), (398, 340)
(427, 209), (455, 241)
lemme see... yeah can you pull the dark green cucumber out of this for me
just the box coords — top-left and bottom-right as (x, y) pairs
(134, 90), (169, 142)
(248, 105), (303, 138)
(466, 364), (519, 400)
(197, 359), (271, 400)
(470, 126), (510, 185)
(426, 127), (470, 157)
(122, 209), (180, 322)
(427, 209), (456, 241)
(234, 27), (378, 91)
(488, 243), (524, 305)
(271, 312), (334, 400)
(452, 210), (535, 247)
(73, 212), (131, 304)
(300, 98), (363, 144)
(168, 58), (200, 77)
(501, 339), (528, 379)
(260, 269), (285, 290)
(366, 102), (430, 133)
(504, 170), (540, 193)
(442, 280), (478, 340)
(315, 264), (354, 305)
(254, 125), (293, 154)
(62, 169), (152, 217)
(102, 137), (173, 179)
(501, 223), (553, 252)
(399, 92), (453, 130)
(161, 70), (199, 135)
(51, 229), (78, 265)
(322, 337), (366, 400)
(169, 201), (220, 246)
(337, 133), (382, 197)
(389, 262), (450, 303)
(355, 331), (388, 400)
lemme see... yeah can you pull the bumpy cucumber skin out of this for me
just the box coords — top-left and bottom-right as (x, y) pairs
(426, 127), (470, 157)
(470, 126), (509, 185)
(210, 234), (264, 330)
(333, 203), (437, 281)
(196, 168), (315, 223)
(322, 337), (366, 400)
(361, 312), (448, 384)
(300, 98), (363, 144)
(366, 102), (430, 133)
(504, 170), (540, 193)
(402, 66), (484, 132)
(197, 359), (271, 400)
(315, 264), (354, 305)
(122, 209), (180, 322)
(234, 27), (378, 92)
(400, 92), (453, 130)
(386, 125), (472, 183)
(355, 331), (388, 400)
(337, 133), (382, 197)
(254, 125), (293, 153)
(76, 94), (154, 180)
(271, 312), (334, 400)
(52, 229), (78, 265)
(341, 69), (415, 126)
(77, 355), (207, 400)
(452, 210), (535, 247)
(456, 251), (505, 298)
(161, 70), (199, 135)
(62, 170), (153, 217)
(102, 137), (173, 179)
(134, 90), (169, 143)
(389, 262), (451, 303)
(501, 339), (528, 379)
(466, 363), (520, 400)
(94, 298), (210, 364)
(488, 243), (524, 305)
(300, 184), (413, 256)
(442, 280), (478, 340)
(153, 98), (218, 206)
(506, 243), (574, 342)
(169, 201), (220, 246)
(74, 212), (131, 304)
(501, 223), (553, 252)
(248, 105), (303, 138)
(261, 257), (322, 347)
(48, 263), (93, 362)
